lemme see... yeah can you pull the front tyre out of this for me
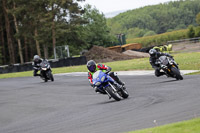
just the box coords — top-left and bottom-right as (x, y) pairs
(49, 72), (54, 82)
(47, 70), (54, 82)
(171, 67), (183, 80)
(105, 86), (122, 101)
(50, 74), (54, 81)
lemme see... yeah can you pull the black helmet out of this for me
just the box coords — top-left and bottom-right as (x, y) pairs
(149, 49), (157, 56)
(87, 60), (96, 72)
(33, 55), (40, 62)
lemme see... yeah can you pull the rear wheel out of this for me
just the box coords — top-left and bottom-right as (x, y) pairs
(105, 86), (122, 101)
(120, 87), (129, 99)
(171, 67), (183, 80)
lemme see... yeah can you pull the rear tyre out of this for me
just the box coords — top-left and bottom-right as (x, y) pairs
(120, 88), (129, 99)
(171, 67), (183, 80)
(105, 86), (122, 101)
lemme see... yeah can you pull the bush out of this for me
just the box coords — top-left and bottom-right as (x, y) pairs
(195, 26), (200, 37)
(143, 31), (157, 37)
(187, 25), (195, 38)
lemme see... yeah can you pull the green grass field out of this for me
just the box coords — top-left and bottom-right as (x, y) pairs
(186, 71), (200, 75)
(0, 52), (200, 79)
(127, 118), (200, 133)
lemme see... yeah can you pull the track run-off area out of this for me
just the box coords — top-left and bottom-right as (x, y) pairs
(0, 71), (200, 133)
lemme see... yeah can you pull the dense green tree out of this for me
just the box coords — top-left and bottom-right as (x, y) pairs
(0, 0), (86, 65)
(196, 12), (200, 26)
(0, 4), (6, 64)
(2, 0), (16, 64)
(81, 5), (116, 49)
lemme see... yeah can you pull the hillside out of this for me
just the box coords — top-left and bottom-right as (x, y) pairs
(107, 0), (200, 39)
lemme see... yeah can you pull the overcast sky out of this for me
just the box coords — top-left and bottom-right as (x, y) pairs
(81, 0), (177, 13)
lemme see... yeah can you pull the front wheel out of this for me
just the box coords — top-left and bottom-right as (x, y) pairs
(105, 86), (122, 101)
(171, 67), (183, 80)
(50, 74), (54, 81)
(48, 70), (54, 82)
(50, 72), (54, 82)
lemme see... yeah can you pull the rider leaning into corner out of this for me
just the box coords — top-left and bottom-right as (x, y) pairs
(87, 60), (124, 94)
(32, 55), (43, 76)
(149, 48), (173, 77)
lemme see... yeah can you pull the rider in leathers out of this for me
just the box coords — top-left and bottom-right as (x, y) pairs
(87, 60), (124, 94)
(32, 55), (43, 76)
(149, 49), (173, 77)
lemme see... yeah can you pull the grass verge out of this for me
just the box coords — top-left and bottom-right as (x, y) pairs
(185, 70), (200, 75)
(127, 118), (200, 133)
(0, 52), (200, 79)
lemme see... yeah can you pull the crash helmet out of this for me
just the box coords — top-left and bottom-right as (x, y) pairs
(33, 55), (40, 62)
(149, 49), (157, 56)
(87, 60), (96, 72)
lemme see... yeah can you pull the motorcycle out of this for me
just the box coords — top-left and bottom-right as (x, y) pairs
(157, 55), (183, 80)
(40, 59), (54, 82)
(92, 70), (129, 101)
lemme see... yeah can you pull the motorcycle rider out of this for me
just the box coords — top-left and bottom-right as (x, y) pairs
(87, 60), (124, 94)
(149, 49), (173, 77)
(32, 55), (43, 76)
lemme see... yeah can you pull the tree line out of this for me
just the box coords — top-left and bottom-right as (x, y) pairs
(0, 0), (115, 65)
(107, 0), (200, 39)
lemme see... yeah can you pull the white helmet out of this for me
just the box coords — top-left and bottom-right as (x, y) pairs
(149, 49), (157, 56)
(33, 55), (40, 62)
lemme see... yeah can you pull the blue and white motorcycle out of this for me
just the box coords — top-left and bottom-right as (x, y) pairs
(93, 70), (129, 101)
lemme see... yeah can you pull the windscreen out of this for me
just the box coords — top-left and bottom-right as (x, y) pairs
(93, 70), (101, 79)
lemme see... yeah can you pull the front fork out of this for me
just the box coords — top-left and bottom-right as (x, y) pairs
(108, 82), (118, 92)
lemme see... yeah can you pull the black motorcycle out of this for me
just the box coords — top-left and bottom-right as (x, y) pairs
(157, 55), (183, 80)
(40, 59), (54, 82)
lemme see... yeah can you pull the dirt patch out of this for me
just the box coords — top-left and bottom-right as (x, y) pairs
(83, 45), (144, 63)
(172, 42), (200, 53)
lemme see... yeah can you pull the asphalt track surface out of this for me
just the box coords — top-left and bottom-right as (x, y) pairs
(0, 74), (200, 133)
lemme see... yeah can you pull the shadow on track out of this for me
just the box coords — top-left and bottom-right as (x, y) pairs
(154, 79), (178, 84)
(95, 97), (130, 105)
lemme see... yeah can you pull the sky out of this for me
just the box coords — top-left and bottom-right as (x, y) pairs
(81, 0), (177, 13)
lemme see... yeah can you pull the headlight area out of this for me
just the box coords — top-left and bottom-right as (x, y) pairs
(95, 82), (101, 86)
(42, 68), (47, 70)
(101, 76), (105, 82)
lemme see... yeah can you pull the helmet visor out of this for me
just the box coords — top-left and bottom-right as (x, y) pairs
(88, 65), (96, 72)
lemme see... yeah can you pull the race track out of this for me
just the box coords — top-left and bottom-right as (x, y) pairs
(0, 74), (200, 133)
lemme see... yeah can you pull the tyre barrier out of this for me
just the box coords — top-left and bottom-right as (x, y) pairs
(0, 56), (87, 74)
